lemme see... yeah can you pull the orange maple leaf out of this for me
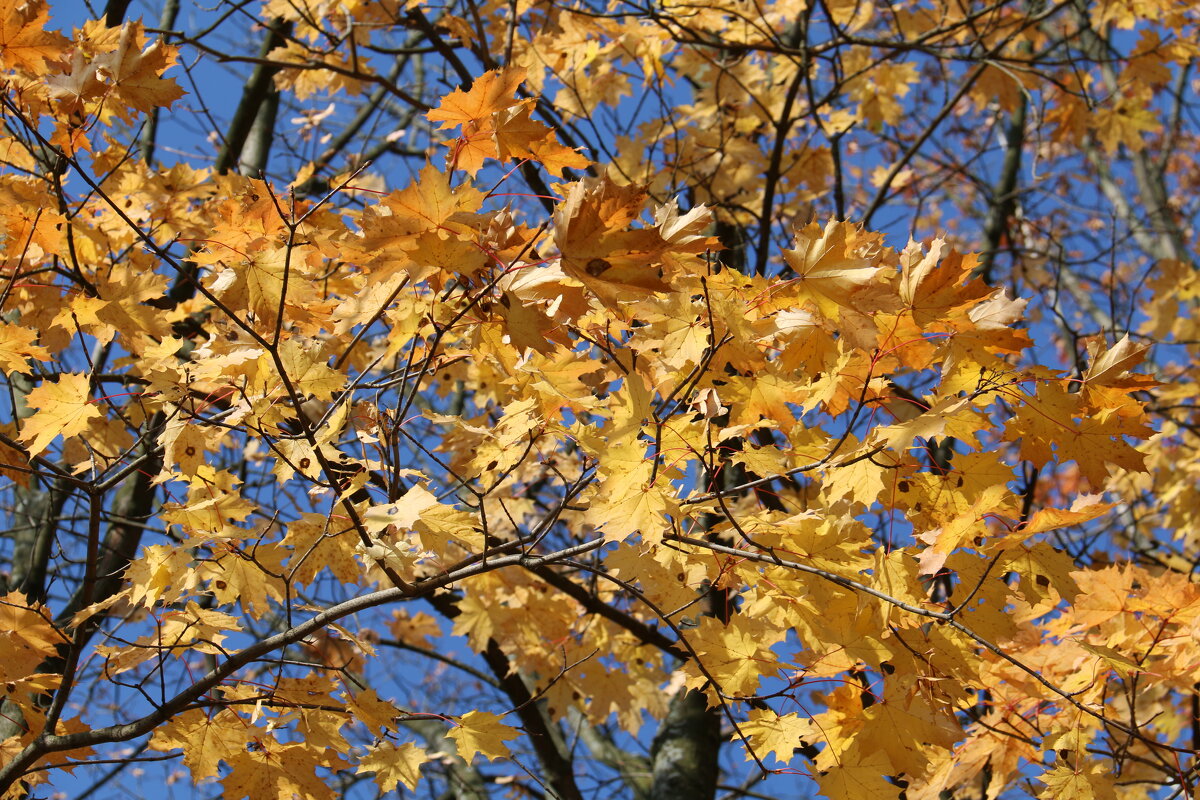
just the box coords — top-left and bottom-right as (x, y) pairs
(427, 67), (527, 129)
(0, 0), (68, 73)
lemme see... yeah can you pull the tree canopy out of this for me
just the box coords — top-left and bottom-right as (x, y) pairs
(1, 0), (1199, 798)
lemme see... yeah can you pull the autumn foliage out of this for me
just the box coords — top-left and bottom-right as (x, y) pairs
(0, 0), (1198, 799)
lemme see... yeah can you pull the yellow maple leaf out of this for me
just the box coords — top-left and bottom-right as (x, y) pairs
(916, 483), (1011, 576)
(782, 219), (885, 320)
(821, 440), (888, 507)
(1082, 334), (1148, 385)
(492, 103), (590, 177)
(741, 709), (819, 764)
(0, 591), (65, 683)
(206, 245), (289, 330)
(1076, 641), (1142, 679)
(149, 708), (248, 781)
(19, 372), (102, 456)
(859, 694), (960, 776)
(357, 741), (426, 792)
(122, 543), (193, 608)
(266, 40), (365, 99)
(1092, 87), (1160, 154)
(552, 175), (669, 301)
(282, 512), (361, 584)
(0, 322), (50, 375)
(587, 459), (674, 544)
(1003, 381), (1151, 487)
(815, 742), (901, 800)
(343, 688), (401, 738)
(447, 710), (520, 762)
(272, 337), (345, 401)
(1037, 760), (1117, 800)
(196, 547), (287, 617)
(685, 615), (783, 695)
(0, 421), (30, 487)
(361, 484), (441, 534)
(897, 238), (990, 326)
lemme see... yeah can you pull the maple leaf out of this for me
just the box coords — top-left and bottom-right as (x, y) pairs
(282, 512), (361, 584)
(46, 47), (106, 115)
(357, 741), (427, 792)
(1121, 29), (1173, 88)
(498, 106), (588, 175)
(0, 592), (64, 683)
(1003, 381), (1152, 487)
(424, 67), (588, 176)
(1002, 543), (1081, 605)
(266, 40), (366, 99)
(815, 742), (903, 800)
(272, 337), (344, 401)
(916, 483), (1011, 576)
(427, 67), (527, 129)
(1019, 493), (1114, 535)
(94, 24), (185, 116)
(0, 321), (50, 374)
(0, 0), (68, 73)
(223, 752), (285, 800)
(1069, 566), (1135, 628)
(782, 219), (886, 320)
(821, 437), (888, 506)
(741, 709), (819, 764)
(936, 289), (1031, 393)
(361, 484), (440, 533)
(586, 459), (675, 544)
(685, 615), (784, 695)
(353, 164), (485, 275)
(844, 53), (919, 128)
(1078, 334), (1157, 415)
(722, 372), (800, 427)
(869, 549), (929, 627)
(121, 543), (194, 608)
(149, 708), (247, 781)
(552, 175), (670, 300)
(196, 546), (286, 617)
(1036, 760), (1117, 800)
(1082, 334), (1148, 385)
(448, 710), (521, 762)
(897, 238), (991, 326)
(606, 540), (708, 613)
(343, 688), (401, 738)
(968, 288), (1028, 330)
(206, 245), (290, 329)
(19, 372), (102, 456)
(870, 395), (985, 453)
(1092, 86), (1160, 154)
(1075, 641), (1142, 679)
(0, 421), (30, 487)
(859, 694), (961, 776)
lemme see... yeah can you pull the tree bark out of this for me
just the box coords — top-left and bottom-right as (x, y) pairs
(649, 687), (722, 800)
